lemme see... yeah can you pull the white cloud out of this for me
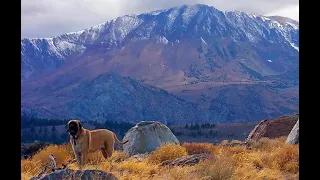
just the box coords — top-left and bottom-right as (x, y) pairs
(21, 0), (299, 38)
(265, 4), (299, 21)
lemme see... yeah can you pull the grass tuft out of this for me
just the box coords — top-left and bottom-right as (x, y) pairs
(182, 142), (218, 155)
(148, 143), (188, 164)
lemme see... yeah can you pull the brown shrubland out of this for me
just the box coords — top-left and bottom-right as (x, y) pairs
(21, 136), (298, 180)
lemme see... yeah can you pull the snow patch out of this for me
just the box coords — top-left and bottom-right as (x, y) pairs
(149, 10), (165, 15)
(28, 39), (41, 51)
(66, 30), (85, 36)
(286, 22), (299, 30)
(271, 21), (281, 28)
(290, 42), (299, 52)
(56, 41), (76, 51)
(260, 16), (271, 22)
(182, 5), (200, 25)
(156, 36), (169, 44)
(200, 37), (208, 46)
(246, 33), (256, 42)
(46, 39), (63, 58)
(166, 8), (179, 30)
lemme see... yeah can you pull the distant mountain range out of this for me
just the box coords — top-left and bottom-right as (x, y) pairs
(21, 4), (299, 124)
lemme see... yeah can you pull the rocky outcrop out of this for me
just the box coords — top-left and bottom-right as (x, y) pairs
(123, 121), (180, 156)
(160, 153), (213, 167)
(30, 169), (118, 180)
(21, 141), (50, 159)
(286, 119), (299, 144)
(247, 114), (299, 141)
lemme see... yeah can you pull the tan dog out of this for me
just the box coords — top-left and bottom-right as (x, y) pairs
(67, 120), (129, 167)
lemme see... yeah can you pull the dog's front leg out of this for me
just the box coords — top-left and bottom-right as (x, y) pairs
(75, 152), (82, 168)
(81, 153), (87, 167)
(71, 140), (80, 165)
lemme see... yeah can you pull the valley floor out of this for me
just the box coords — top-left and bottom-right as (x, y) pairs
(170, 122), (259, 144)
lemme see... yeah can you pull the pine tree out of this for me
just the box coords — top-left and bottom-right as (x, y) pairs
(38, 127), (43, 134)
(51, 126), (58, 143)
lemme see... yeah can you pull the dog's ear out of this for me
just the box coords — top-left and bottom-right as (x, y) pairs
(66, 120), (71, 132)
(78, 120), (82, 129)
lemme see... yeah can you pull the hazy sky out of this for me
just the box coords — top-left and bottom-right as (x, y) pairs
(22, 0), (299, 38)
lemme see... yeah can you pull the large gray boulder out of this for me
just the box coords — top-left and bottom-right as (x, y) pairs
(123, 121), (180, 156)
(286, 119), (299, 144)
(30, 169), (118, 180)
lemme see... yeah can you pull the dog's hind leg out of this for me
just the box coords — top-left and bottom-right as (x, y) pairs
(106, 142), (114, 158)
(100, 148), (109, 159)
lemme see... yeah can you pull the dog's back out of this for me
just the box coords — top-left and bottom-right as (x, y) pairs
(87, 129), (114, 150)
(89, 129), (113, 140)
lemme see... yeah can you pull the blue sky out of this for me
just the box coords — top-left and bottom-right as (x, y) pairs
(21, 0), (299, 38)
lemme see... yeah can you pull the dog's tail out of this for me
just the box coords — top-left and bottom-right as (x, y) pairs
(113, 132), (129, 145)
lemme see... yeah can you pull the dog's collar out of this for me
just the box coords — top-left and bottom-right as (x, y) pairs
(73, 138), (77, 145)
(71, 128), (83, 144)
(72, 134), (78, 139)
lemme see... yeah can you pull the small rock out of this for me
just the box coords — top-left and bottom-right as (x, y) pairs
(30, 169), (118, 180)
(160, 153), (213, 167)
(130, 153), (149, 161)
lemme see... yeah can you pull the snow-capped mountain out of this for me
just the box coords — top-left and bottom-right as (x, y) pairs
(21, 4), (299, 123)
(21, 4), (298, 81)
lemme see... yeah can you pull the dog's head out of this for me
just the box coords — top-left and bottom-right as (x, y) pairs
(67, 120), (83, 138)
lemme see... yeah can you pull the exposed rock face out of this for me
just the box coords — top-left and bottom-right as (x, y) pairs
(22, 73), (214, 125)
(160, 153), (213, 167)
(247, 114), (299, 141)
(123, 121), (180, 156)
(30, 169), (118, 180)
(286, 119), (299, 144)
(21, 141), (50, 159)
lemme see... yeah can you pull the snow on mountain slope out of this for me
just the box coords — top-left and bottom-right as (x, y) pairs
(21, 4), (298, 82)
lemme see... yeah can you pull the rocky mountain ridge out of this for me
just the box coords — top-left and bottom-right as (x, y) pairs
(21, 4), (299, 123)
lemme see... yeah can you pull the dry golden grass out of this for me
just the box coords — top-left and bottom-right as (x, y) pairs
(247, 136), (287, 151)
(21, 137), (299, 180)
(148, 143), (188, 164)
(182, 142), (218, 155)
(231, 163), (285, 180)
(195, 154), (237, 180)
(32, 144), (71, 166)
